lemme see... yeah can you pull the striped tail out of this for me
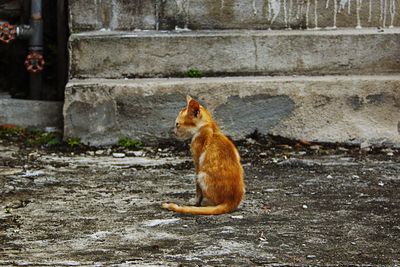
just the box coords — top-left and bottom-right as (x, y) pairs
(162, 202), (237, 215)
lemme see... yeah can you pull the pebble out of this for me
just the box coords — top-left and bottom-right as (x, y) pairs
(352, 175), (360, 179)
(95, 150), (104, 156)
(302, 204), (308, 209)
(246, 138), (256, 144)
(382, 148), (394, 153)
(112, 153), (126, 158)
(326, 175), (333, 179)
(231, 215), (244, 219)
(360, 141), (371, 149)
(307, 255), (317, 259)
(259, 152), (267, 158)
(126, 151), (145, 157)
(338, 147), (349, 152)
(378, 181), (384, 187)
(310, 145), (320, 151)
(387, 152), (394, 156)
(87, 151), (95, 156)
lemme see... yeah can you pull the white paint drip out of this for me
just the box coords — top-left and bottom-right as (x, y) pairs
(283, 0), (288, 28)
(368, 0), (372, 22)
(389, 0), (396, 28)
(269, 0), (281, 27)
(356, 0), (362, 28)
(333, 0), (338, 28)
(314, 0), (320, 29)
(298, 0), (304, 21)
(288, 0), (293, 29)
(295, 0), (300, 19)
(146, 0), (398, 30)
(268, 0), (272, 21)
(339, 0), (348, 13)
(306, 0), (311, 29)
(155, 0), (160, 30)
(174, 0), (190, 29)
(253, 0), (258, 15)
(109, 0), (119, 30)
(348, 0), (352, 14)
(383, 0), (388, 27)
(94, 0), (101, 29)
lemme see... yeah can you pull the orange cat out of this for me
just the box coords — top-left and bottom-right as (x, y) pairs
(162, 96), (245, 215)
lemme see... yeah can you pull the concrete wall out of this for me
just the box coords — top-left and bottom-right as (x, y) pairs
(69, 29), (400, 78)
(0, 94), (63, 128)
(64, 77), (400, 147)
(69, 0), (400, 32)
(66, 0), (400, 147)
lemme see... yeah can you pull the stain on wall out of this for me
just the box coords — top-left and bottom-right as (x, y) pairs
(214, 94), (295, 137)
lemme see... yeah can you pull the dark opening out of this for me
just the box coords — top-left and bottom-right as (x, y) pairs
(0, 0), (68, 101)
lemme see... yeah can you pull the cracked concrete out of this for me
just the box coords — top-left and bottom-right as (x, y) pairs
(1, 139), (399, 266)
(69, 28), (400, 78)
(64, 76), (400, 146)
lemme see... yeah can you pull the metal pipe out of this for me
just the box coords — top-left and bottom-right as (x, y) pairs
(28, 0), (43, 100)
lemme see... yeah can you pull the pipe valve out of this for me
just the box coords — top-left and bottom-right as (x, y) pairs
(24, 51), (45, 73)
(0, 22), (17, 43)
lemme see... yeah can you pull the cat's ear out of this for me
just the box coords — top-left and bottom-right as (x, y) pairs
(186, 95), (193, 105)
(187, 96), (200, 118)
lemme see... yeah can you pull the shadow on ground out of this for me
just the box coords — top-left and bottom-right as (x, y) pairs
(1, 138), (399, 266)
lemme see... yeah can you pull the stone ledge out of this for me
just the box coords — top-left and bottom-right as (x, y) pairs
(69, 28), (400, 79)
(0, 94), (63, 129)
(64, 75), (400, 147)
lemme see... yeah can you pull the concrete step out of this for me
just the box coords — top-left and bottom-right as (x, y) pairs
(0, 93), (63, 129)
(69, 0), (400, 32)
(70, 28), (400, 79)
(64, 75), (400, 147)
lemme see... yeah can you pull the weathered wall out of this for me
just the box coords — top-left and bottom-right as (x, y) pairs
(64, 77), (400, 146)
(65, 0), (400, 146)
(69, 0), (400, 32)
(69, 29), (400, 78)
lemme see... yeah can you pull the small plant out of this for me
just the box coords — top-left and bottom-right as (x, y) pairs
(39, 132), (61, 146)
(0, 125), (22, 139)
(67, 137), (81, 147)
(186, 68), (202, 78)
(118, 137), (143, 149)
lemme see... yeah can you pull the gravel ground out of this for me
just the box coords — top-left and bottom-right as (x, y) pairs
(1, 138), (399, 266)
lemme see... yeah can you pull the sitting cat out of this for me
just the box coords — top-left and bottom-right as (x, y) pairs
(162, 96), (245, 215)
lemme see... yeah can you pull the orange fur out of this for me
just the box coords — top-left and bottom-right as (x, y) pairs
(162, 96), (245, 215)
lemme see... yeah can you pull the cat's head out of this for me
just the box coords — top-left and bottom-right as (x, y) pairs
(174, 95), (212, 140)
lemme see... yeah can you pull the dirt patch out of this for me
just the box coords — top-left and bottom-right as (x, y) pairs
(0, 137), (399, 266)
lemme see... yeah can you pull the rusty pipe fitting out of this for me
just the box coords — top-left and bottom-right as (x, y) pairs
(24, 51), (45, 73)
(0, 22), (17, 43)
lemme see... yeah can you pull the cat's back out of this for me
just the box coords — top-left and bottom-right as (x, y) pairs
(205, 130), (242, 169)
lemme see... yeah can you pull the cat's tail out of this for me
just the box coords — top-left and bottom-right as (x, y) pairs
(161, 202), (238, 215)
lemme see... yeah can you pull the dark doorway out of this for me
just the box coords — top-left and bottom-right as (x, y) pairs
(0, 0), (68, 101)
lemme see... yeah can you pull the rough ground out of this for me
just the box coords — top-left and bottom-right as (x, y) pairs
(1, 138), (399, 266)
